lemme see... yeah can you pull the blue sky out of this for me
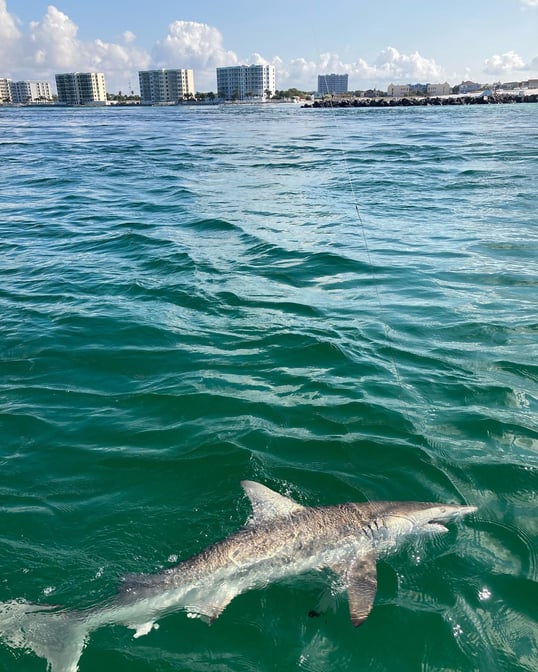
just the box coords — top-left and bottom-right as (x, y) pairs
(1, 0), (537, 92)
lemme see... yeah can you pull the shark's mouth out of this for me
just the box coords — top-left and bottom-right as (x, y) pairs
(427, 505), (477, 532)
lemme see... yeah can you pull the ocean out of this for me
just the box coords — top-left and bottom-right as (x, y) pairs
(0, 102), (537, 671)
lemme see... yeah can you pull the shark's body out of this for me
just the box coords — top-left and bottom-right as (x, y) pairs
(0, 480), (476, 671)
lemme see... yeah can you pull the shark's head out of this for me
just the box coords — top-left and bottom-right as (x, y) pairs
(385, 502), (477, 537)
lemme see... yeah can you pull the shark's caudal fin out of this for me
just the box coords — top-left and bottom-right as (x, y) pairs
(0, 600), (88, 672)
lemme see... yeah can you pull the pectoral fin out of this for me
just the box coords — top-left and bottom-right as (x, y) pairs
(131, 621), (156, 638)
(188, 589), (236, 625)
(346, 552), (377, 627)
(330, 551), (378, 627)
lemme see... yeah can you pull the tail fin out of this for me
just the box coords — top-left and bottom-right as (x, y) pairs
(0, 600), (88, 672)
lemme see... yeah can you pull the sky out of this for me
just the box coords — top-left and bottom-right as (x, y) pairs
(1, 0), (537, 93)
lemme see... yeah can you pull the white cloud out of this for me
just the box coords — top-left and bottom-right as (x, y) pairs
(0, 0), (19, 40)
(249, 52), (271, 66)
(152, 21), (238, 89)
(280, 53), (347, 86)
(0, 3), (149, 90)
(484, 50), (527, 74)
(275, 47), (444, 90)
(374, 47), (443, 81)
(0, 0), (22, 69)
(25, 6), (150, 87)
(0, 1), (447, 93)
(28, 5), (83, 70)
(4, 1), (534, 95)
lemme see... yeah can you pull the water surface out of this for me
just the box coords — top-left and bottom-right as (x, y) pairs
(0, 102), (537, 671)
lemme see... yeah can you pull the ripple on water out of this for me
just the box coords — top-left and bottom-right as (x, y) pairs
(0, 103), (537, 671)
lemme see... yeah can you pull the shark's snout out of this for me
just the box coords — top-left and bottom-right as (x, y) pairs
(425, 504), (477, 532)
(433, 505), (477, 521)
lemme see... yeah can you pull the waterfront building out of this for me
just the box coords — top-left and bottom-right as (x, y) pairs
(0, 78), (52, 103)
(317, 73), (348, 96)
(55, 72), (107, 105)
(459, 81), (481, 94)
(499, 81), (522, 90)
(11, 80), (52, 103)
(387, 83), (410, 97)
(427, 82), (451, 96)
(216, 65), (276, 101)
(499, 79), (538, 90)
(364, 88), (385, 98)
(409, 83), (427, 96)
(0, 78), (11, 103)
(138, 69), (195, 104)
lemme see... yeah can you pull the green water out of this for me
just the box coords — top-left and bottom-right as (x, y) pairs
(0, 103), (537, 671)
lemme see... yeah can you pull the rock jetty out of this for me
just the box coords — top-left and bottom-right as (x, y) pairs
(302, 93), (538, 109)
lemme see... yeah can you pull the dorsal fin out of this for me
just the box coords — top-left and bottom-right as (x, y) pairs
(241, 480), (305, 524)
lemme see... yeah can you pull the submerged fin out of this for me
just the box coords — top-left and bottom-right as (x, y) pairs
(0, 600), (88, 672)
(191, 592), (236, 624)
(130, 621), (157, 638)
(241, 480), (305, 524)
(346, 553), (378, 627)
(329, 552), (378, 627)
(179, 583), (238, 625)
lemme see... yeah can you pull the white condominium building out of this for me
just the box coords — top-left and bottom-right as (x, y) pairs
(216, 65), (276, 101)
(55, 72), (107, 105)
(138, 69), (195, 104)
(11, 80), (52, 103)
(1, 78), (52, 103)
(0, 78), (12, 103)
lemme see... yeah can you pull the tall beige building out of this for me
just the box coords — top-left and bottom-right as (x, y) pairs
(55, 72), (107, 105)
(138, 69), (195, 104)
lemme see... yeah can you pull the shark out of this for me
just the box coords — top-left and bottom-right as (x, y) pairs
(0, 480), (476, 671)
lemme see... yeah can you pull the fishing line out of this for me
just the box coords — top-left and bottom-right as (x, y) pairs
(319, 75), (409, 412)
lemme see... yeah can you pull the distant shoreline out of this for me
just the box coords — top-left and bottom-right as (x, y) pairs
(303, 92), (538, 109)
(3, 91), (538, 110)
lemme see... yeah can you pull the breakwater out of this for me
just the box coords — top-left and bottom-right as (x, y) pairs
(303, 92), (538, 108)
